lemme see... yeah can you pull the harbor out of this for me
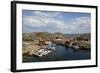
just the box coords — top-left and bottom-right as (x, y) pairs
(22, 32), (91, 62)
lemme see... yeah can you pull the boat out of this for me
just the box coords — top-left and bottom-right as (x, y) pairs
(72, 45), (80, 50)
(33, 42), (56, 57)
(33, 49), (54, 57)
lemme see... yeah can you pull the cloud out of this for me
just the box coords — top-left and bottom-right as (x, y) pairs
(62, 16), (91, 33)
(32, 11), (62, 18)
(23, 16), (47, 27)
(23, 11), (91, 34)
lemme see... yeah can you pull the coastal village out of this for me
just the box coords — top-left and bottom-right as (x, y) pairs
(22, 32), (91, 57)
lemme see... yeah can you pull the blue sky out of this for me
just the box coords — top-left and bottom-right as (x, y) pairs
(22, 10), (91, 34)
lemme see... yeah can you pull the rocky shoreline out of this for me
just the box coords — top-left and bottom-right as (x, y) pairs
(22, 32), (91, 57)
(55, 41), (90, 50)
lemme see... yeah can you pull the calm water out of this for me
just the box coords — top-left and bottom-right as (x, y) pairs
(23, 45), (91, 63)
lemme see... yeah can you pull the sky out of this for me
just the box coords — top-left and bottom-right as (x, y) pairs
(22, 10), (91, 34)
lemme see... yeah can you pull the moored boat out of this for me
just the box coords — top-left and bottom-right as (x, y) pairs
(32, 42), (56, 57)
